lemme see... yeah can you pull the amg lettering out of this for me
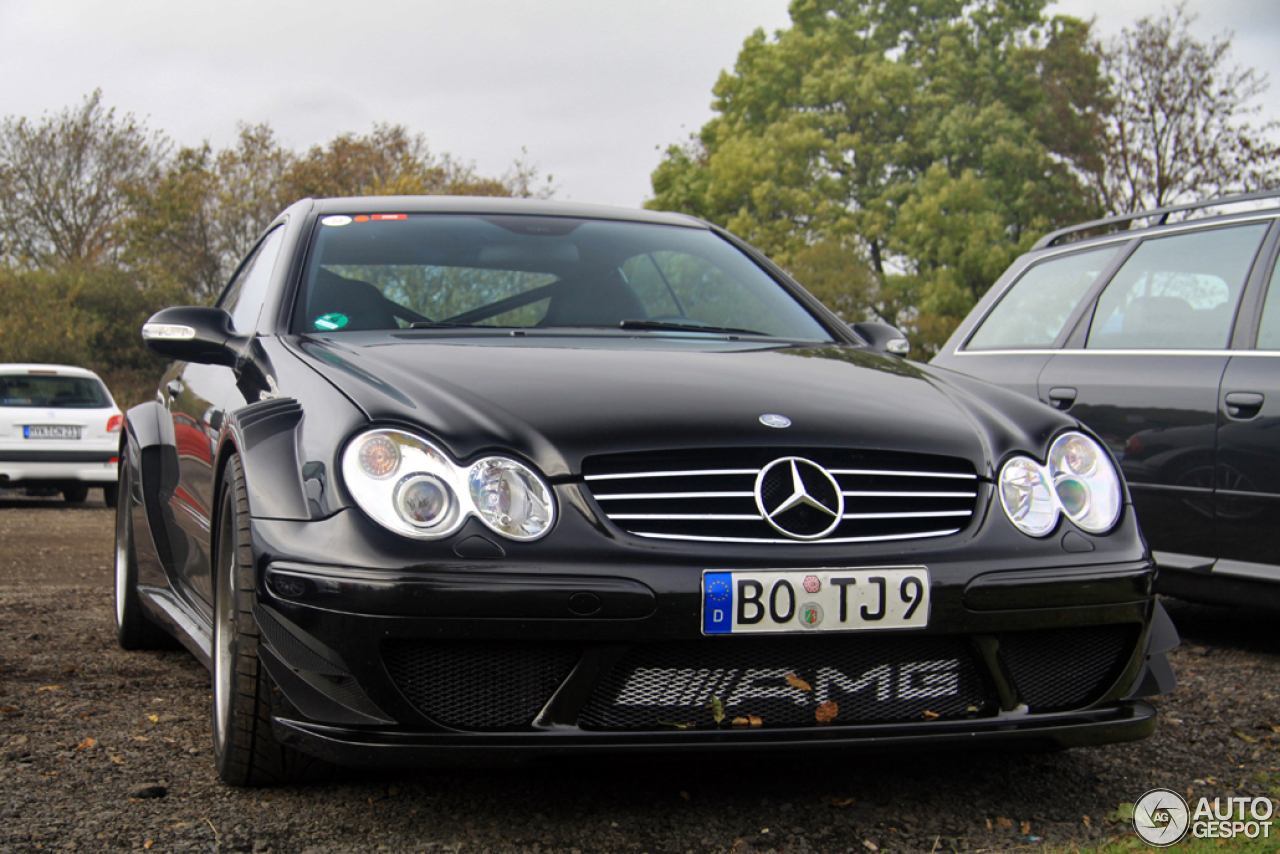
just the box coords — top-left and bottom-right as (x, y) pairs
(613, 659), (961, 707)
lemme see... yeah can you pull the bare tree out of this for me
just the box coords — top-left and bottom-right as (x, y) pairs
(1092, 4), (1280, 214)
(0, 90), (167, 265)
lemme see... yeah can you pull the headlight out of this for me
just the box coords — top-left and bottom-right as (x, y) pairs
(341, 428), (555, 541)
(468, 458), (555, 540)
(998, 432), (1122, 537)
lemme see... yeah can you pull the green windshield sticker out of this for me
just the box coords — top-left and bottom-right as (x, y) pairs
(314, 313), (349, 331)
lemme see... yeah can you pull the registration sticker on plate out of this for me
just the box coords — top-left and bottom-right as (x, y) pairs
(24, 425), (81, 440)
(703, 567), (929, 634)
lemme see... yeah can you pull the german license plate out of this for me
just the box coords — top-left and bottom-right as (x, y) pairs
(24, 425), (81, 439)
(703, 567), (929, 634)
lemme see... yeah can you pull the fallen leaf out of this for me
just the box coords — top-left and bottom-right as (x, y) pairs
(749, 714), (762, 727)
(144, 842), (153, 849)
(656, 720), (693, 729)
(822, 796), (854, 806)
(863, 841), (878, 852)
(732, 716), (750, 728)
(110, 755), (125, 765)
(985, 818), (992, 831)
(147, 715), (159, 724)
(1021, 821), (1030, 835)
(815, 701), (838, 724)
(785, 673), (812, 692)
(1082, 815), (1091, 829)
(0, 706), (19, 717)
(1106, 803), (1136, 823)
(75, 711), (93, 719)
(75, 738), (96, 750)
(37, 686), (62, 692)
(707, 697), (726, 725)
(922, 710), (940, 720)
(730, 840), (750, 854)
(996, 817), (1012, 827)
(1233, 730), (1259, 744)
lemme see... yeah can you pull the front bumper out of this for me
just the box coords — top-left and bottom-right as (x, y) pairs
(233, 506), (1175, 762)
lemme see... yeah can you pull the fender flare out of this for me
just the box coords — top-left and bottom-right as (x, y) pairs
(216, 397), (310, 522)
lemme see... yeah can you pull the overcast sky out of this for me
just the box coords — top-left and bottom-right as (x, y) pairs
(1, 0), (1277, 209)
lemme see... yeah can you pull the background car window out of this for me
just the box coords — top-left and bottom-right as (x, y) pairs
(965, 246), (1119, 350)
(1255, 259), (1280, 350)
(1086, 223), (1268, 350)
(217, 228), (285, 334)
(0, 375), (109, 408)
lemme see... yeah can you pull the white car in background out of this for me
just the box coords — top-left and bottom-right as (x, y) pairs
(0, 364), (122, 505)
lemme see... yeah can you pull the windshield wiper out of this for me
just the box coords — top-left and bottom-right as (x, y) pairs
(408, 320), (473, 329)
(618, 319), (772, 337)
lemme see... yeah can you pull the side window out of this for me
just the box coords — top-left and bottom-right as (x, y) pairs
(217, 228), (286, 334)
(965, 246), (1120, 350)
(1086, 223), (1268, 350)
(1256, 260), (1280, 350)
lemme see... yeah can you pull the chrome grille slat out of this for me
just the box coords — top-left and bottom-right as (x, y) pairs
(581, 448), (982, 545)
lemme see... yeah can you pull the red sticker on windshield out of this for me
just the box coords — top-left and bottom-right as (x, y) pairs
(371, 214), (406, 221)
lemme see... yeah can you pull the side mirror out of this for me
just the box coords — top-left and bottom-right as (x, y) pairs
(142, 306), (246, 367)
(850, 321), (910, 356)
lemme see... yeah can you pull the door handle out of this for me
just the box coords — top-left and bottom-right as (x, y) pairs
(166, 379), (184, 397)
(1224, 391), (1264, 420)
(1046, 387), (1077, 410)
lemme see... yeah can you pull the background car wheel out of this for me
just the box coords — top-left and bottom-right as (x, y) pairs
(103, 484), (118, 508)
(213, 454), (325, 787)
(114, 461), (171, 650)
(62, 484), (89, 504)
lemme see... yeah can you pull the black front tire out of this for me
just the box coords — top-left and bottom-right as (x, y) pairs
(212, 454), (324, 787)
(62, 484), (89, 504)
(114, 460), (170, 650)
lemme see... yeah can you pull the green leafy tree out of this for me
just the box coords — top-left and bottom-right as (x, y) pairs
(1091, 4), (1280, 214)
(648, 0), (1107, 354)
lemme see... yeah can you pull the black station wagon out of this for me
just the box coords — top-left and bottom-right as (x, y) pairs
(116, 197), (1176, 786)
(933, 191), (1280, 612)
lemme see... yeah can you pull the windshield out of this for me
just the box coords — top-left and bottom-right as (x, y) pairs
(293, 214), (834, 341)
(0, 374), (111, 408)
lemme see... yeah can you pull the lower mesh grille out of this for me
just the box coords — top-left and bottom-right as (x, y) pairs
(580, 635), (991, 730)
(1001, 625), (1139, 712)
(382, 641), (579, 730)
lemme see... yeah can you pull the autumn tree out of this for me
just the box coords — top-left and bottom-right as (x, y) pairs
(1090, 4), (1280, 214)
(648, 0), (1109, 353)
(0, 90), (167, 267)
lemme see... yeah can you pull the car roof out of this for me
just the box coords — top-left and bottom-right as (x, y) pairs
(0, 364), (105, 379)
(307, 196), (710, 229)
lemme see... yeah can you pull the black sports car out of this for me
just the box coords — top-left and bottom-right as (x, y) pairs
(117, 197), (1177, 786)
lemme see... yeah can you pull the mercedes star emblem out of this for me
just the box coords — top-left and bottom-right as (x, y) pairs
(759, 414), (792, 428)
(754, 457), (844, 540)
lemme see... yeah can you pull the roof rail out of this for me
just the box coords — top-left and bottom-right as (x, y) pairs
(1033, 189), (1280, 250)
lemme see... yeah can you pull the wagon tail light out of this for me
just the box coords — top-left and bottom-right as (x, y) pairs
(107, 415), (123, 433)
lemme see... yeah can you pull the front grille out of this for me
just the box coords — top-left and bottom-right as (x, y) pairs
(579, 635), (991, 730)
(582, 447), (981, 544)
(382, 641), (580, 730)
(1001, 625), (1139, 712)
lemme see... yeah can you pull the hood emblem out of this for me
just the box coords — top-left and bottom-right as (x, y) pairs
(759, 414), (791, 428)
(755, 457), (844, 540)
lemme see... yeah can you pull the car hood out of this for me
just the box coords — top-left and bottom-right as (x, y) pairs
(291, 334), (1069, 479)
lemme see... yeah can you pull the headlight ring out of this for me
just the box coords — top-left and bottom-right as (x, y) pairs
(998, 432), (1122, 537)
(341, 428), (556, 541)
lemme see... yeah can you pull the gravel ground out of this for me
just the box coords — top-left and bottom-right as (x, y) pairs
(0, 501), (1277, 853)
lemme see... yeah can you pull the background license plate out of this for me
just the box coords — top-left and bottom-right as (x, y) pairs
(24, 425), (81, 439)
(703, 568), (929, 634)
